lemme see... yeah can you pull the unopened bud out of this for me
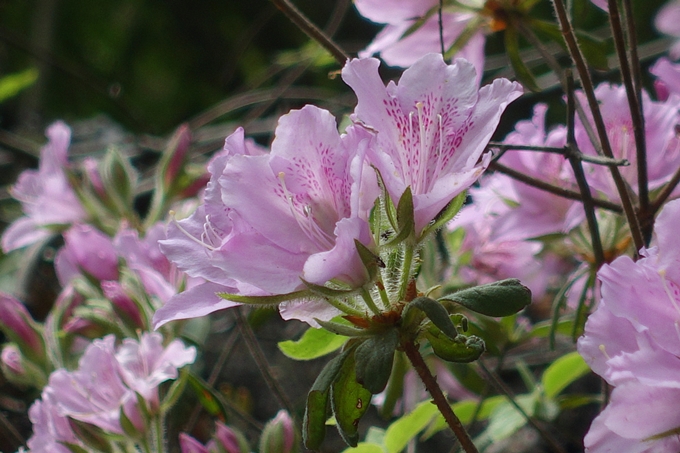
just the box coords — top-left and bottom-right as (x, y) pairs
(101, 280), (144, 329)
(213, 421), (249, 453)
(1, 344), (47, 388)
(0, 293), (45, 362)
(179, 433), (209, 453)
(162, 124), (192, 188)
(259, 410), (299, 453)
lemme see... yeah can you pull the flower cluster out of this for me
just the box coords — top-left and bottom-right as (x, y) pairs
(155, 53), (522, 328)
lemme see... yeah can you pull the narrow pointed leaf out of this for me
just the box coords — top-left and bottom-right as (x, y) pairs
(301, 279), (356, 298)
(187, 372), (229, 421)
(439, 279), (531, 317)
(404, 296), (458, 339)
(316, 319), (371, 337)
(217, 290), (311, 306)
(354, 239), (383, 280)
(354, 329), (398, 394)
(304, 348), (353, 450)
(504, 27), (540, 92)
(420, 191), (467, 239)
(331, 351), (372, 447)
(67, 418), (113, 453)
(371, 165), (398, 231)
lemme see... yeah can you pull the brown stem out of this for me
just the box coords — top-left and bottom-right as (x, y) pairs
(490, 161), (623, 214)
(235, 308), (296, 415)
(551, 0), (645, 257)
(401, 340), (479, 453)
(269, 0), (349, 65)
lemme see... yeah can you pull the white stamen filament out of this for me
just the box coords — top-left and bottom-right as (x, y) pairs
(416, 102), (427, 194)
(278, 172), (334, 250)
(659, 269), (680, 344)
(169, 210), (218, 252)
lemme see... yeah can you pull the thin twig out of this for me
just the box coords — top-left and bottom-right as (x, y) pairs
(0, 410), (24, 449)
(489, 142), (630, 167)
(489, 161), (624, 213)
(269, 0), (349, 65)
(401, 340), (479, 453)
(565, 70), (605, 267)
(234, 308), (295, 415)
(477, 361), (568, 453)
(438, 0), (445, 56)
(607, 0), (649, 243)
(551, 0), (645, 256)
(651, 165), (680, 214)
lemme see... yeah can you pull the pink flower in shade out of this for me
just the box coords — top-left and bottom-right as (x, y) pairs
(1, 122), (86, 252)
(179, 422), (249, 453)
(492, 104), (583, 241)
(156, 108), (379, 328)
(356, 0), (486, 77)
(44, 333), (195, 435)
(650, 57), (680, 100)
(25, 393), (82, 453)
(342, 54), (522, 236)
(0, 292), (44, 360)
(656, 0), (680, 59)
(577, 199), (680, 452)
(54, 224), (120, 285)
(575, 84), (680, 202)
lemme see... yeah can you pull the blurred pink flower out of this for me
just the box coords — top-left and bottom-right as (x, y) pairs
(342, 54), (522, 235)
(356, 0), (486, 76)
(1, 122), (86, 252)
(0, 292), (45, 360)
(25, 392), (82, 453)
(54, 223), (120, 285)
(656, 0), (680, 59)
(577, 199), (680, 451)
(650, 57), (680, 100)
(575, 83), (680, 202)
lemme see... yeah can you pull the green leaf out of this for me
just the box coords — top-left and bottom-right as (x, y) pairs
(217, 289), (311, 306)
(422, 396), (506, 439)
(331, 351), (373, 447)
(384, 400), (439, 453)
(278, 327), (348, 360)
(0, 68), (38, 103)
(304, 348), (353, 450)
(186, 372), (229, 421)
(355, 329), (398, 394)
(341, 443), (385, 453)
(383, 187), (416, 247)
(439, 279), (531, 317)
(529, 19), (609, 71)
(355, 239), (383, 281)
(504, 26), (541, 92)
(420, 191), (467, 239)
(67, 418), (113, 453)
(404, 296), (458, 339)
(541, 352), (590, 399)
(485, 394), (536, 442)
(425, 326), (485, 363)
(316, 319), (371, 337)
(100, 147), (138, 216)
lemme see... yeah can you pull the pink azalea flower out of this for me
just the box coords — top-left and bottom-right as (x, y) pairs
(342, 53), (522, 235)
(650, 57), (680, 100)
(156, 108), (379, 328)
(356, 0), (486, 76)
(656, 0), (680, 59)
(43, 333), (195, 434)
(575, 83), (680, 202)
(493, 104), (582, 240)
(577, 199), (680, 451)
(1, 122), (86, 252)
(54, 223), (120, 285)
(25, 392), (82, 453)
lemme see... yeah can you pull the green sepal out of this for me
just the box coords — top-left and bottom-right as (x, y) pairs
(400, 6), (437, 40)
(355, 239), (383, 281)
(217, 290), (311, 306)
(300, 279), (355, 298)
(315, 319), (371, 337)
(100, 147), (138, 217)
(420, 191), (467, 240)
(354, 329), (399, 394)
(403, 296), (458, 340)
(382, 186), (415, 247)
(160, 366), (190, 413)
(439, 279), (532, 317)
(119, 403), (142, 439)
(59, 442), (90, 453)
(67, 418), (113, 453)
(425, 325), (485, 363)
(443, 15), (485, 60)
(303, 348), (353, 450)
(504, 26), (541, 92)
(372, 165), (398, 232)
(186, 372), (229, 421)
(331, 350), (373, 447)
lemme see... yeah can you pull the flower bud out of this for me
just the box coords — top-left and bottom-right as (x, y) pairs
(101, 280), (144, 329)
(1, 344), (48, 388)
(179, 433), (209, 453)
(213, 421), (249, 453)
(55, 224), (119, 285)
(161, 124), (192, 188)
(0, 293), (45, 362)
(259, 410), (299, 453)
